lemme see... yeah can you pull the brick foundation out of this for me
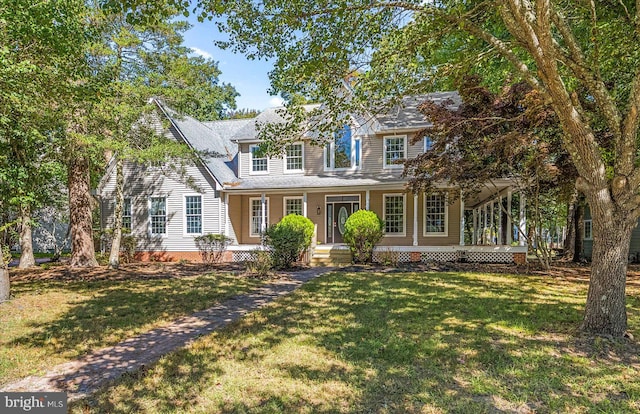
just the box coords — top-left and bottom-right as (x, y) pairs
(513, 252), (527, 265)
(410, 251), (421, 262)
(133, 251), (234, 263)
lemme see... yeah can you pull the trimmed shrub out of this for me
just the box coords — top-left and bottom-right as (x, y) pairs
(264, 214), (314, 269)
(246, 248), (272, 277)
(194, 234), (232, 265)
(343, 210), (384, 263)
(119, 235), (138, 264)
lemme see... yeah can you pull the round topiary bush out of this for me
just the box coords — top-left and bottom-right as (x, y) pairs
(343, 210), (384, 263)
(264, 214), (315, 269)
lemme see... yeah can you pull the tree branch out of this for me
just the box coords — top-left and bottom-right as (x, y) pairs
(550, 9), (622, 139)
(498, 0), (607, 190)
(620, 69), (640, 176)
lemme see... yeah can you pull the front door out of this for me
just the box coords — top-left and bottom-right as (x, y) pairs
(325, 195), (361, 244)
(332, 203), (352, 244)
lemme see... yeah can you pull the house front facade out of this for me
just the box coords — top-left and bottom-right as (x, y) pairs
(98, 96), (528, 264)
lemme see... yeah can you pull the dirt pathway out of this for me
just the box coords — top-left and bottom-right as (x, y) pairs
(1, 267), (332, 401)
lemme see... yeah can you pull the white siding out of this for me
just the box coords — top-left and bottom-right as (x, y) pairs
(240, 134), (428, 178)
(100, 160), (222, 252)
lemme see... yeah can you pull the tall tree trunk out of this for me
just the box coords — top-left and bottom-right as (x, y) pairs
(68, 155), (99, 267)
(18, 204), (35, 268)
(573, 195), (585, 262)
(582, 209), (634, 337)
(0, 249), (8, 302)
(108, 158), (123, 269)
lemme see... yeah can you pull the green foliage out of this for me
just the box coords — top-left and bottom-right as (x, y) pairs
(119, 234), (138, 264)
(1, 245), (10, 268)
(264, 214), (314, 269)
(376, 248), (399, 267)
(246, 249), (272, 277)
(194, 233), (232, 265)
(343, 210), (383, 264)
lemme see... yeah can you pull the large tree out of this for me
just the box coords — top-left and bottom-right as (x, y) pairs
(164, 0), (638, 337)
(0, 0), (91, 277)
(405, 76), (577, 267)
(90, 8), (237, 269)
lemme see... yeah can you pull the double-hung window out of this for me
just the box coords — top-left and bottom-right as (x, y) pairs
(384, 136), (407, 168)
(284, 143), (304, 172)
(185, 195), (202, 235)
(424, 193), (448, 236)
(149, 197), (167, 235)
(249, 197), (269, 237)
(424, 136), (433, 152)
(324, 125), (361, 170)
(284, 197), (303, 216)
(384, 194), (405, 236)
(122, 198), (132, 231)
(250, 145), (268, 174)
(584, 219), (593, 240)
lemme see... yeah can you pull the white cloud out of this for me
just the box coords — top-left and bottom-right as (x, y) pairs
(268, 96), (284, 107)
(190, 47), (213, 60)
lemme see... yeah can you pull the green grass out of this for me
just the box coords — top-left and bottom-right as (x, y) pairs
(72, 270), (640, 413)
(0, 272), (263, 385)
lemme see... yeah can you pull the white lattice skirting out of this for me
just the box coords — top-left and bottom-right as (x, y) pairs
(232, 251), (255, 262)
(232, 245), (525, 264)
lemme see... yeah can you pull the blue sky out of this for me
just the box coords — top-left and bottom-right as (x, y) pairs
(182, 17), (283, 111)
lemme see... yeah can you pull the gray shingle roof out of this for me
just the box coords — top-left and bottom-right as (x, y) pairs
(223, 173), (407, 191)
(153, 92), (460, 189)
(155, 102), (240, 185)
(231, 104), (321, 141)
(374, 92), (460, 131)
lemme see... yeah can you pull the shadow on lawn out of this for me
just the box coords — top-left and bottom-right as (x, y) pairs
(9, 275), (258, 358)
(77, 270), (640, 413)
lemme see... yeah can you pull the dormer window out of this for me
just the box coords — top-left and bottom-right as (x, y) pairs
(324, 125), (361, 170)
(250, 145), (268, 174)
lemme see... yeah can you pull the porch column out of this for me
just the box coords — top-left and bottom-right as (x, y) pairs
(222, 192), (228, 237)
(483, 204), (488, 245)
(459, 194), (465, 246)
(413, 194), (418, 246)
(506, 191), (512, 245)
(261, 192), (267, 234)
(519, 192), (527, 246)
(498, 195), (503, 245)
(489, 201), (494, 244)
(366, 190), (370, 210)
(303, 192), (308, 217)
(472, 208), (478, 245)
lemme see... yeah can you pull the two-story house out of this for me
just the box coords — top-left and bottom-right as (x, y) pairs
(97, 97), (528, 264)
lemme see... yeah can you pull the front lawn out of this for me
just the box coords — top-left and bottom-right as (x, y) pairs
(0, 264), (263, 386)
(74, 269), (640, 413)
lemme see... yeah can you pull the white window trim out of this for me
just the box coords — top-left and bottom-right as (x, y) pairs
(584, 219), (593, 240)
(148, 196), (168, 237)
(183, 194), (203, 237)
(249, 196), (270, 238)
(249, 144), (269, 175)
(283, 142), (305, 174)
(423, 193), (449, 237)
(283, 196), (304, 216)
(383, 135), (407, 169)
(323, 133), (362, 171)
(121, 197), (132, 232)
(383, 193), (406, 237)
